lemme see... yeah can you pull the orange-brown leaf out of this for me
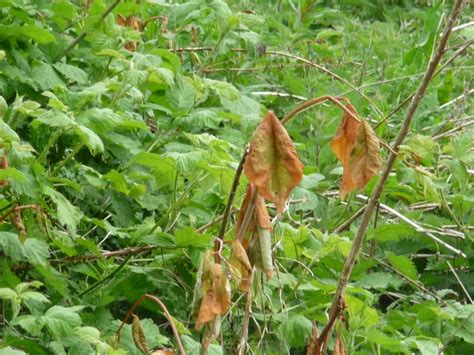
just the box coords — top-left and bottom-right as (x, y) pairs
(244, 112), (303, 214)
(330, 104), (360, 199)
(232, 240), (252, 272)
(195, 263), (230, 330)
(349, 120), (382, 189)
(236, 184), (271, 248)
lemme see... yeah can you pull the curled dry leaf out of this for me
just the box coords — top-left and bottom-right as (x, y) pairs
(349, 120), (382, 189)
(331, 104), (382, 199)
(232, 240), (252, 272)
(258, 227), (273, 279)
(231, 239), (252, 291)
(244, 112), (303, 214)
(132, 314), (148, 354)
(195, 260), (231, 330)
(334, 330), (346, 355)
(331, 103), (360, 199)
(234, 184), (274, 286)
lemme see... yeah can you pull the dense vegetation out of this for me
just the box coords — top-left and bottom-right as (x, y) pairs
(0, 0), (473, 354)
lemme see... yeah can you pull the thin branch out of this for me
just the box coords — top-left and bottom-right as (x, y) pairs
(439, 88), (474, 109)
(436, 312), (474, 355)
(116, 294), (186, 355)
(266, 51), (385, 120)
(375, 38), (473, 129)
(214, 149), (249, 263)
(313, 1), (466, 353)
(356, 195), (466, 258)
(366, 253), (446, 304)
(237, 267), (256, 355)
(447, 261), (473, 303)
(251, 91), (308, 100)
(58, 0), (122, 60)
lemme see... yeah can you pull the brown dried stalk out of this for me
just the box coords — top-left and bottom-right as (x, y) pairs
(309, 1), (466, 353)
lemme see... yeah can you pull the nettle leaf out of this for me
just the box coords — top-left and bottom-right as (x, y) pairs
(386, 253), (418, 280)
(23, 239), (50, 266)
(42, 305), (83, 339)
(33, 110), (75, 129)
(331, 105), (382, 199)
(53, 63), (88, 84)
(20, 25), (56, 44)
(43, 186), (83, 235)
(76, 125), (104, 155)
(282, 314), (313, 348)
(244, 112), (304, 214)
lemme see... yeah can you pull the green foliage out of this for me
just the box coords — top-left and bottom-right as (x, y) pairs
(0, 0), (472, 354)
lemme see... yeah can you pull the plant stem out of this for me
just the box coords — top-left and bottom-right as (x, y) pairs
(51, 143), (84, 176)
(214, 147), (248, 260)
(78, 254), (132, 297)
(58, 0), (122, 60)
(237, 267), (256, 355)
(37, 129), (63, 164)
(312, 1), (466, 353)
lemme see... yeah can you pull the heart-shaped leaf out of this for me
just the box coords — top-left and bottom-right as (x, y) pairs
(244, 112), (303, 214)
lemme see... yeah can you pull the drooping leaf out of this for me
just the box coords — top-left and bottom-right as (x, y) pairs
(331, 103), (360, 199)
(231, 240), (251, 273)
(132, 315), (148, 354)
(349, 119), (382, 190)
(244, 111), (303, 214)
(331, 104), (382, 199)
(195, 262), (230, 330)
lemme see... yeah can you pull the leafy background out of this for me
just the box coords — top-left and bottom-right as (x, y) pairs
(0, 0), (473, 354)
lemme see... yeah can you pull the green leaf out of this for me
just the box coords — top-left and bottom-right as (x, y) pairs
(23, 239), (50, 266)
(34, 110), (75, 129)
(53, 63), (88, 84)
(42, 305), (83, 339)
(0, 231), (25, 261)
(43, 186), (83, 235)
(76, 125), (104, 155)
(282, 314), (313, 348)
(175, 227), (212, 247)
(0, 287), (17, 300)
(386, 253), (418, 280)
(0, 168), (26, 183)
(368, 223), (416, 242)
(20, 25), (56, 44)
(31, 63), (65, 91)
(356, 272), (404, 289)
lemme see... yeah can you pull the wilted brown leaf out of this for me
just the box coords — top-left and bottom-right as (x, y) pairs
(232, 240), (252, 272)
(195, 262), (230, 330)
(349, 120), (382, 190)
(132, 314), (148, 354)
(244, 112), (303, 214)
(331, 105), (382, 199)
(331, 104), (360, 199)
